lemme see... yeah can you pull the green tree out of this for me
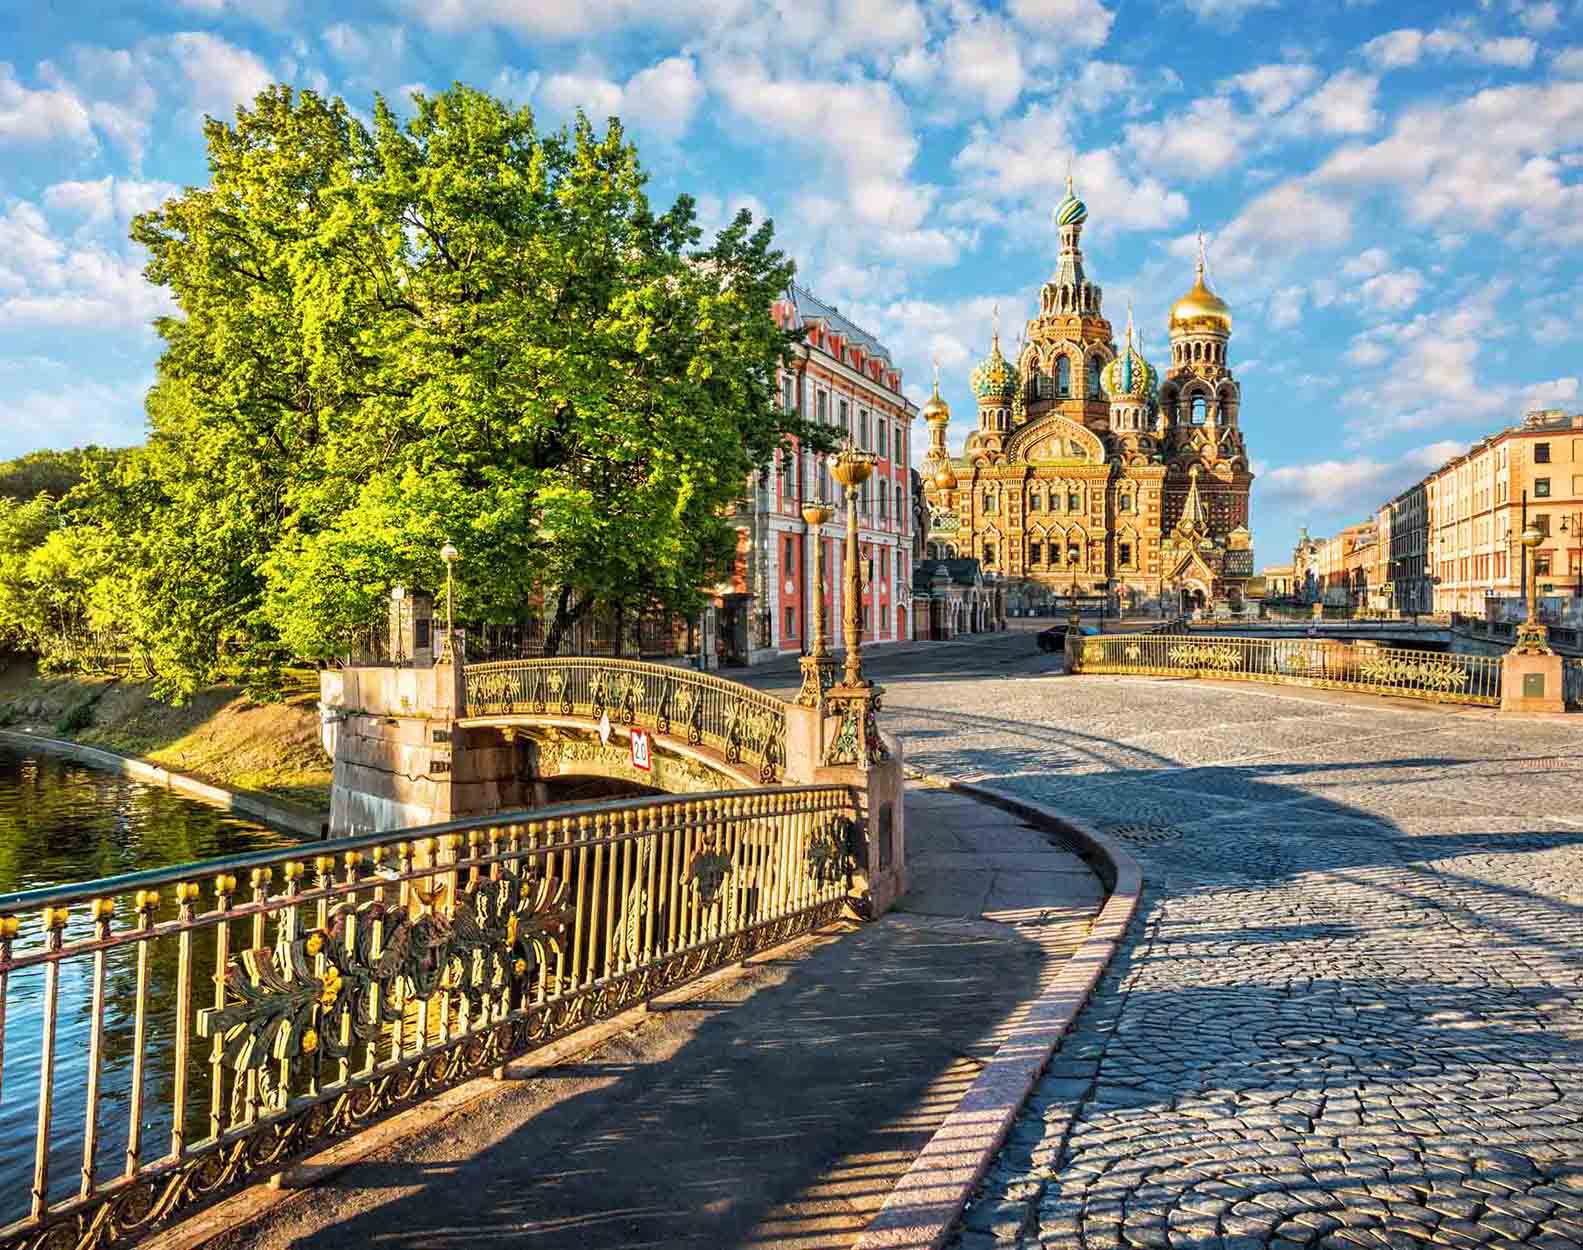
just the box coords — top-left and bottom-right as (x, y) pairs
(127, 82), (827, 689)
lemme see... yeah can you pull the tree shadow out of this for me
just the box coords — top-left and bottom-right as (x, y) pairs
(238, 902), (1054, 1248)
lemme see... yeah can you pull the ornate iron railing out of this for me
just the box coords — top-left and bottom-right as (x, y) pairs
(1071, 633), (1503, 706)
(0, 785), (857, 1250)
(1565, 658), (1583, 709)
(463, 659), (789, 783)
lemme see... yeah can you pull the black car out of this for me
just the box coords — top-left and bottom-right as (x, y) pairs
(1037, 624), (1098, 652)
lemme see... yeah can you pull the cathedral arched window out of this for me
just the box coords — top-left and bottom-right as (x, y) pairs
(1035, 371), (1051, 399)
(1030, 491), (1043, 512)
(1029, 540), (1042, 566)
(1119, 493), (1132, 513)
(1055, 356), (1071, 398)
(1068, 490), (1081, 511)
(983, 489), (998, 514)
(1191, 396), (1207, 425)
(1087, 356), (1103, 398)
(983, 542), (996, 566)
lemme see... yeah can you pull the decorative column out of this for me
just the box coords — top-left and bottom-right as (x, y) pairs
(797, 501), (837, 706)
(1502, 524), (1564, 712)
(824, 449), (887, 767)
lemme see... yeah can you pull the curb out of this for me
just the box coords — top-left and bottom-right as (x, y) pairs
(0, 728), (328, 839)
(854, 777), (1142, 1250)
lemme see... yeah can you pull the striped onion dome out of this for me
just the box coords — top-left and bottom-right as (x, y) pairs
(1101, 308), (1156, 401)
(1053, 173), (1088, 228)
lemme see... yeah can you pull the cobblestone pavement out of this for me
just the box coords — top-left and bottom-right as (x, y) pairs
(873, 655), (1583, 1250)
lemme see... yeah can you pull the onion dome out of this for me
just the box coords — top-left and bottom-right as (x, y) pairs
(970, 330), (1017, 402)
(934, 461), (959, 490)
(922, 373), (950, 424)
(1054, 173), (1087, 228)
(1169, 235), (1232, 337)
(1101, 307), (1156, 401)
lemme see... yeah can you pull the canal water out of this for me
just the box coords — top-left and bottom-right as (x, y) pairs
(0, 741), (301, 1226)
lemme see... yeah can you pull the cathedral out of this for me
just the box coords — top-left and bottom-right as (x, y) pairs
(921, 178), (1255, 614)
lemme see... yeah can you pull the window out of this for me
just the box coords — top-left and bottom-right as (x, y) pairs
(879, 419), (888, 459)
(1119, 543), (1132, 566)
(1055, 357), (1071, 398)
(817, 391), (827, 423)
(783, 375), (795, 413)
(1120, 493), (1132, 513)
(895, 428), (904, 462)
(785, 536), (797, 569)
(859, 411), (870, 449)
(1029, 541), (1043, 565)
(1535, 443), (1551, 464)
(1068, 491), (1081, 511)
(1536, 553), (1553, 575)
(984, 490), (998, 513)
(1030, 492), (1042, 511)
(1534, 514), (1551, 537)
(785, 606), (796, 637)
(1191, 396), (1207, 425)
(983, 543), (996, 565)
(881, 605), (889, 629)
(1087, 357), (1102, 398)
(1535, 478), (1551, 497)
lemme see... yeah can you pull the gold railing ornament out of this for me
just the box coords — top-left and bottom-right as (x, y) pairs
(1071, 631), (1501, 706)
(0, 785), (858, 1250)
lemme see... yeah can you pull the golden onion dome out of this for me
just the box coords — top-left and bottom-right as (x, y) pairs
(921, 362), (950, 424)
(1170, 237), (1231, 337)
(934, 461), (958, 490)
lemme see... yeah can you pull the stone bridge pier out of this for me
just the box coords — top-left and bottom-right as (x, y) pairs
(319, 648), (907, 916)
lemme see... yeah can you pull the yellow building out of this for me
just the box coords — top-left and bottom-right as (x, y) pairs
(920, 180), (1255, 614)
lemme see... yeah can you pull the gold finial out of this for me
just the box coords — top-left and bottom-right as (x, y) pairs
(930, 355), (940, 394)
(1125, 299), (1134, 346)
(991, 301), (1000, 348)
(1196, 230), (1207, 281)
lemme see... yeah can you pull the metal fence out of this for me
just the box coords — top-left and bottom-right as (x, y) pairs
(0, 785), (857, 1250)
(1072, 633), (1503, 706)
(1565, 658), (1583, 709)
(464, 658), (789, 783)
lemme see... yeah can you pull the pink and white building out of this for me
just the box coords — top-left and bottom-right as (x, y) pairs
(722, 285), (916, 664)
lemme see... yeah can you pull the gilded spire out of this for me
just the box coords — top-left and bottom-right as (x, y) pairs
(922, 354), (950, 425)
(1196, 230), (1207, 282)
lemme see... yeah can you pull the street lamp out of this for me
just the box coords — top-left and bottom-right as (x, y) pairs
(440, 541), (459, 643)
(796, 500), (836, 706)
(1512, 523), (1554, 657)
(831, 448), (878, 688)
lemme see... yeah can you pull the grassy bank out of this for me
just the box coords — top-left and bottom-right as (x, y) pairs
(0, 657), (331, 813)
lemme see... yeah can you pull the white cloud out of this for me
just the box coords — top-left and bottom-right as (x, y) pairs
(1267, 286), (1305, 329)
(1179, 0), (1277, 23)
(43, 177), (179, 229)
(1006, 0), (1115, 49)
(1517, 2), (1561, 33)
(164, 32), (273, 120)
(1318, 80), (1583, 246)
(1365, 25), (1538, 70)
(0, 199), (172, 330)
(0, 377), (151, 458)
(958, 101), (1189, 231)
(1224, 63), (1318, 116)
(1293, 70), (1379, 135)
(1554, 47), (1583, 77)
(1200, 179), (1354, 284)
(539, 56), (708, 141)
(1359, 268), (1425, 313)
(1341, 247), (1390, 279)
(1259, 440), (1466, 514)
(942, 16), (1025, 117)
(0, 61), (95, 149)
(173, 0), (291, 21)
(1125, 96), (1256, 177)
(1522, 377), (1580, 409)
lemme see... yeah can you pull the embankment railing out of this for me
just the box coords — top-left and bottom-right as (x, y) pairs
(463, 658), (789, 782)
(0, 785), (858, 1250)
(1071, 632), (1503, 706)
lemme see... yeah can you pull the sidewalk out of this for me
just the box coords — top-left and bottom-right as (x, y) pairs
(205, 786), (1104, 1250)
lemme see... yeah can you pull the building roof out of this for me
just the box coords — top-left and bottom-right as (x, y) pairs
(785, 284), (893, 367)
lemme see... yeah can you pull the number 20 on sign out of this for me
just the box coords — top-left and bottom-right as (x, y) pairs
(630, 727), (652, 772)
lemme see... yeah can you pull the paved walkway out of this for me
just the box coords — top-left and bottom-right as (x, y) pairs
(214, 787), (1102, 1250)
(874, 672), (1583, 1250)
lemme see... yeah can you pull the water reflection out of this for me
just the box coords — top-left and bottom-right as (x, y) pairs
(0, 744), (300, 1224)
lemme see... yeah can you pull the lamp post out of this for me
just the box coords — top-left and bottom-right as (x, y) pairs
(440, 541), (459, 651)
(1513, 523), (1553, 655)
(831, 449), (878, 688)
(797, 500), (836, 706)
(1560, 512), (1583, 598)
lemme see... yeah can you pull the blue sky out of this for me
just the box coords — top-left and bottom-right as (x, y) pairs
(0, 0), (1579, 563)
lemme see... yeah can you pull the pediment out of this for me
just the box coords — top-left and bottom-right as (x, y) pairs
(1006, 414), (1105, 465)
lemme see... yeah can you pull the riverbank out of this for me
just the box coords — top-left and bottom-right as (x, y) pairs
(0, 657), (331, 822)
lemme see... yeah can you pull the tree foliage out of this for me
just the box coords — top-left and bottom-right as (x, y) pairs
(5, 83), (826, 696)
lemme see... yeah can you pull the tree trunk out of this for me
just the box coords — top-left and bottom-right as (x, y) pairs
(612, 602), (625, 658)
(544, 584), (591, 658)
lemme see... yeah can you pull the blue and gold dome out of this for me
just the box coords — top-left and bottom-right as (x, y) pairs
(1053, 173), (1087, 228)
(1101, 308), (1156, 401)
(970, 332), (1017, 402)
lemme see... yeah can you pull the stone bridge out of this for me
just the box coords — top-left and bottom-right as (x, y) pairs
(318, 647), (907, 913)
